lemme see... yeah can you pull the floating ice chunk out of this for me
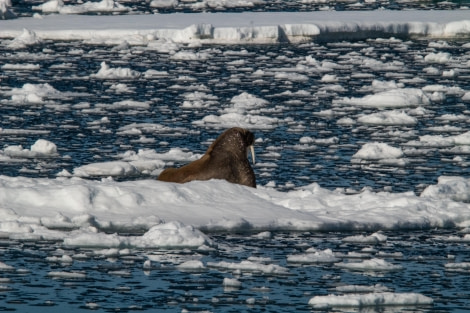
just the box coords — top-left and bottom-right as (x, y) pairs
(252, 231), (272, 239)
(462, 92), (470, 102)
(64, 229), (123, 248)
(181, 91), (219, 108)
(73, 161), (139, 178)
(321, 74), (338, 82)
(4, 139), (58, 159)
(47, 271), (87, 279)
(0, 0), (16, 19)
(299, 136), (338, 145)
(361, 79), (405, 93)
(335, 258), (403, 272)
(9, 83), (61, 105)
(421, 176), (470, 202)
(177, 260), (206, 271)
(194, 112), (280, 129)
(223, 277), (242, 289)
(352, 143), (403, 160)
(171, 50), (210, 60)
(406, 131), (470, 148)
(445, 262), (470, 271)
(143, 69), (170, 78)
(130, 148), (198, 162)
(98, 100), (150, 110)
(342, 231), (387, 243)
(46, 254), (73, 264)
(230, 92), (268, 110)
(33, 0), (64, 13)
(443, 69), (458, 77)
(72, 159), (156, 177)
(334, 88), (430, 108)
(34, 0), (129, 14)
(424, 52), (452, 63)
(423, 66), (440, 75)
(309, 292), (433, 309)
(337, 117), (356, 125)
(454, 131), (470, 145)
(7, 28), (40, 49)
(208, 260), (289, 275)
(0, 262), (14, 271)
(2, 63), (40, 70)
(335, 284), (390, 293)
(274, 71), (309, 82)
(92, 62), (140, 80)
(203, 0), (260, 9)
(422, 84), (465, 96)
(407, 135), (453, 147)
(31, 139), (58, 155)
(74, 222), (203, 250)
(85, 303), (100, 310)
(150, 0), (178, 9)
(357, 110), (417, 126)
(133, 221), (212, 248)
(195, 92), (278, 128)
(287, 248), (340, 264)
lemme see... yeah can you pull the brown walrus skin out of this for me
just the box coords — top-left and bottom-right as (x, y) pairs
(158, 127), (256, 188)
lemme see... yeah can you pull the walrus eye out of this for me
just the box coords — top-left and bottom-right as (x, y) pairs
(248, 145), (255, 164)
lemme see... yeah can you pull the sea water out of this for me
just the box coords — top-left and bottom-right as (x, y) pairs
(1, 229), (470, 312)
(1, 2), (470, 312)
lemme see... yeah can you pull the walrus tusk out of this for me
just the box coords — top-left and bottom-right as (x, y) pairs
(249, 145), (255, 164)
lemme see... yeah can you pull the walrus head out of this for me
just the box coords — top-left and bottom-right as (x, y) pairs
(158, 128), (256, 187)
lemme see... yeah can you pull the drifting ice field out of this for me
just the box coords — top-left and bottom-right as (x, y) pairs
(1, 2), (470, 312)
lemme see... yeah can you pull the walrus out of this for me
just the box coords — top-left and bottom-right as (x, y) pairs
(158, 127), (256, 188)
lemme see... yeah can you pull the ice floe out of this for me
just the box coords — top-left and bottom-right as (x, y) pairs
(1, 174), (470, 246)
(309, 292), (433, 309)
(1, 10), (469, 44)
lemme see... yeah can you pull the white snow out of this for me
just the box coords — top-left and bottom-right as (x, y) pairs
(92, 62), (141, 80)
(334, 88), (430, 108)
(47, 271), (87, 279)
(287, 248), (340, 264)
(0, 11), (469, 45)
(207, 260), (288, 275)
(352, 143), (404, 160)
(342, 231), (387, 243)
(193, 92), (281, 129)
(357, 110), (417, 126)
(1, 175), (470, 246)
(334, 258), (403, 272)
(309, 292), (433, 309)
(177, 260), (206, 271)
(33, 0), (129, 15)
(3, 139), (58, 159)
(223, 277), (242, 287)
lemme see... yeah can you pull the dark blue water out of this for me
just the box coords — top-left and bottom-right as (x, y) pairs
(1, 39), (469, 193)
(2, 3), (470, 312)
(1, 230), (470, 312)
(9, 0), (468, 17)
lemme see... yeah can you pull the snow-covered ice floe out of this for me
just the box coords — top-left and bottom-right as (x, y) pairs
(0, 10), (469, 44)
(308, 292), (433, 309)
(1, 175), (470, 247)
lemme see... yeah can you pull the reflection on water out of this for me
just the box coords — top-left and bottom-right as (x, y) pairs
(0, 39), (469, 194)
(0, 230), (468, 312)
